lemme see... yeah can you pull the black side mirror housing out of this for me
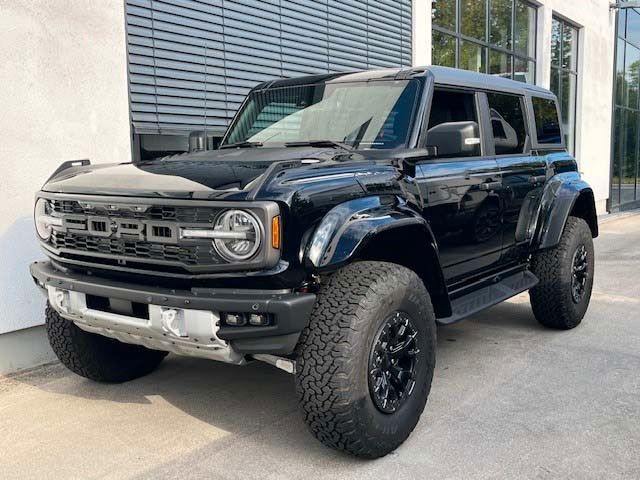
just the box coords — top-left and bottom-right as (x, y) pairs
(425, 121), (481, 158)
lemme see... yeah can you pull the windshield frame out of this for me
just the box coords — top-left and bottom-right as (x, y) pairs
(220, 76), (427, 151)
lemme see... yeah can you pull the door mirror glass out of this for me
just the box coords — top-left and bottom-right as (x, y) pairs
(425, 121), (481, 158)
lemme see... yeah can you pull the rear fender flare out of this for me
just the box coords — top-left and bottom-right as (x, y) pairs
(534, 172), (598, 250)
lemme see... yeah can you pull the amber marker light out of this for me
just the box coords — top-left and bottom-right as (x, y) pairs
(272, 215), (281, 249)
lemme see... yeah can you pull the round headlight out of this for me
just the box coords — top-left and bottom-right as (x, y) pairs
(213, 210), (261, 261)
(34, 198), (52, 240)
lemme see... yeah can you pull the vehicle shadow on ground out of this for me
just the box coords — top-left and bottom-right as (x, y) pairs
(12, 298), (542, 463)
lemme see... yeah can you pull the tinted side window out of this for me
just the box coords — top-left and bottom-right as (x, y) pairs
(426, 89), (481, 158)
(486, 93), (527, 155)
(531, 97), (562, 144)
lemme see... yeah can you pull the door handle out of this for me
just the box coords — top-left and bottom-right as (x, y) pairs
(528, 175), (547, 184)
(479, 180), (502, 191)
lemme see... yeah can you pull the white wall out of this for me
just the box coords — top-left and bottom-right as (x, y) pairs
(412, 0), (432, 66)
(412, 0), (616, 214)
(537, 0), (616, 214)
(0, 0), (131, 334)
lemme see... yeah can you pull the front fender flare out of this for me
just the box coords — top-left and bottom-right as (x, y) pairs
(302, 195), (451, 317)
(303, 196), (428, 269)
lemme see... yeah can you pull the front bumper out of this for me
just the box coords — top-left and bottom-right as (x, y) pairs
(30, 261), (316, 361)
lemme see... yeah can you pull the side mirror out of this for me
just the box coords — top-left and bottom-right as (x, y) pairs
(425, 121), (481, 158)
(489, 110), (518, 150)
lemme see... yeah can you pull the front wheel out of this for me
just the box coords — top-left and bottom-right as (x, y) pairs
(294, 261), (436, 458)
(46, 304), (168, 383)
(530, 216), (595, 329)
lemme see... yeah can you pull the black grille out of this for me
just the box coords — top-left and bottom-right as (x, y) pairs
(51, 199), (217, 223)
(42, 196), (277, 275)
(50, 231), (215, 265)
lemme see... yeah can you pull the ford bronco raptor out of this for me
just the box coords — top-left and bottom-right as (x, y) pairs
(30, 66), (597, 458)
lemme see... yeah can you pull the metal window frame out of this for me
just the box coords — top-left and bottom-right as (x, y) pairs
(432, 0), (538, 82)
(550, 15), (579, 156)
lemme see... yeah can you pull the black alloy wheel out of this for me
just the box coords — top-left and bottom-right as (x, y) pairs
(571, 244), (589, 304)
(368, 311), (419, 414)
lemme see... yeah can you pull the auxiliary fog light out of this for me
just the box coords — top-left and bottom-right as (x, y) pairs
(249, 313), (270, 326)
(223, 313), (247, 327)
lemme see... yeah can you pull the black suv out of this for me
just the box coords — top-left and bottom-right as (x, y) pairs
(30, 66), (597, 458)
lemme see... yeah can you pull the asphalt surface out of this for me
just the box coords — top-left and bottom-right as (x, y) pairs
(1, 214), (639, 480)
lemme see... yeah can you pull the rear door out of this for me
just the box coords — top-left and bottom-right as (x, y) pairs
(416, 88), (504, 283)
(485, 91), (547, 263)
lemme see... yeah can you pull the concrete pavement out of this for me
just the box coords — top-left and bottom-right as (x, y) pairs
(1, 214), (639, 480)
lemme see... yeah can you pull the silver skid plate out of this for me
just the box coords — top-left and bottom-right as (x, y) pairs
(47, 286), (245, 364)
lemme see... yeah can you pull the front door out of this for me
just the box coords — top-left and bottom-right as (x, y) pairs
(416, 88), (504, 283)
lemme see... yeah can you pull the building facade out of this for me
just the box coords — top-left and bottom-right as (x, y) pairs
(0, 0), (629, 372)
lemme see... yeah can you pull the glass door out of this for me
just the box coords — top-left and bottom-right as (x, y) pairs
(612, 8), (640, 210)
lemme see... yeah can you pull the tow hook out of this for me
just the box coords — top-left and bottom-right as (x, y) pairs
(160, 308), (188, 337)
(251, 354), (296, 374)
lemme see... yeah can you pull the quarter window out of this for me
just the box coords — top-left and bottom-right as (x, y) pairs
(486, 93), (527, 155)
(531, 97), (562, 144)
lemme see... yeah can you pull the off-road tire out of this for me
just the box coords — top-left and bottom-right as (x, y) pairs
(530, 216), (594, 329)
(294, 261), (436, 458)
(46, 304), (168, 383)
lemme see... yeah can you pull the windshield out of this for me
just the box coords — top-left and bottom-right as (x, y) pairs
(223, 79), (421, 150)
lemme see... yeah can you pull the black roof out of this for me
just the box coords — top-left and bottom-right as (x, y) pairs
(253, 65), (555, 98)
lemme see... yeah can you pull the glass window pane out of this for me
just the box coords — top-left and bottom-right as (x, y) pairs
(560, 71), (577, 153)
(514, 57), (534, 83)
(550, 66), (560, 100)
(486, 93), (527, 155)
(627, 9), (640, 47)
(618, 9), (627, 39)
(622, 110), (638, 205)
(551, 19), (561, 67)
(625, 43), (640, 109)
(489, 50), (512, 78)
(611, 107), (624, 208)
(460, 40), (487, 73)
(561, 24), (578, 71)
(432, 0), (456, 32)
(616, 39), (627, 107)
(490, 0), (512, 49)
(531, 97), (561, 144)
(461, 0), (487, 41)
(432, 31), (457, 67)
(515, 1), (536, 57)
(427, 89), (481, 158)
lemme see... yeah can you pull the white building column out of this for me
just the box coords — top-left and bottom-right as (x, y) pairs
(413, 0), (432, 66)
(536, 4), (553, 89)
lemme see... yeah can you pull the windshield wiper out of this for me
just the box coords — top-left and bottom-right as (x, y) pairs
(284, 140), (353, 151)
(219, 141), (263, 149)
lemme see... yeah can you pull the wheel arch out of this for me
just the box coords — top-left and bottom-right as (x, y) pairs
(534, 173), (599, 251)
(302, 196), (451, 318)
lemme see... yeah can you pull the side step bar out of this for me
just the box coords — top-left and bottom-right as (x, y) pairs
(438, 270), (539, 325)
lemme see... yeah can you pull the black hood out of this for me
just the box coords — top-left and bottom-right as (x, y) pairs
(42, 147), (366, 200)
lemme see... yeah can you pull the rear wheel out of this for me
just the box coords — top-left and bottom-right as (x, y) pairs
(294, 261), (436, 458)
(46, 304), (167, 383)
(530, 216), (594, 329)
